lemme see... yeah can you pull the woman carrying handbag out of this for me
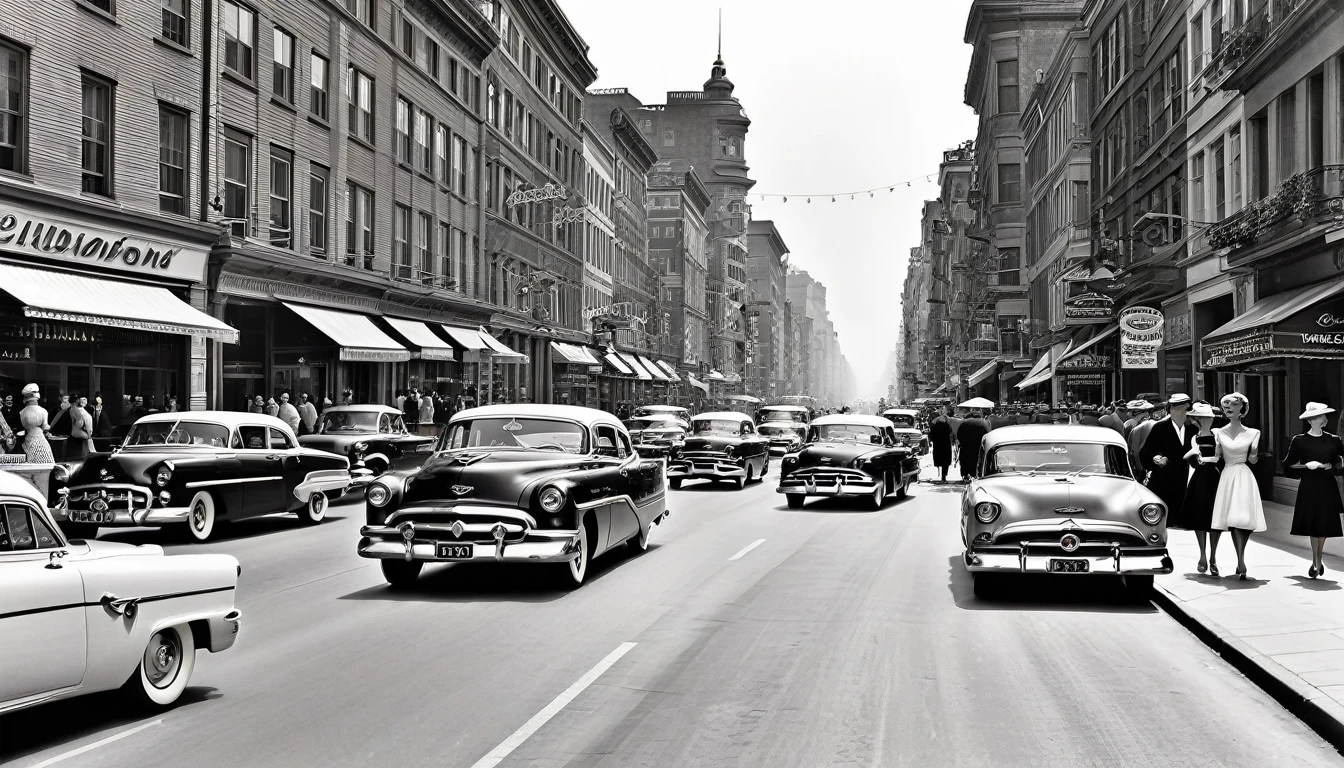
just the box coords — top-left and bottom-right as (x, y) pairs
(1283, 402), (1344, 579)
(1179, 401), (1223, 576)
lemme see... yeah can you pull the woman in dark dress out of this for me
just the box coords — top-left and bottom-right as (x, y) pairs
(929, 406), (954, 483)
(1179, 401), (1223, 576)
(1284, 402), (1344, 579)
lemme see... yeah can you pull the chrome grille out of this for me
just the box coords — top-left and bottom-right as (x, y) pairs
(65, 486), (152, 512)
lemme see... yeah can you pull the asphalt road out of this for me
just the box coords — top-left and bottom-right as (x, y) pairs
(4, 463), (1343, 767)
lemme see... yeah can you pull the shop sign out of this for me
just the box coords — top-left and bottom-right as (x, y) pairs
(0, 343), (31, 361)
(1120, 306), (1163, 370)
(1057, 353), (1110, 371)
(1164, 309), (1191, 347)
(0, 204), (208, 283)
(1064, 373), (1105, 386)
(583, 302), (648, 328)
(1064, 292), (1114, 324)
(1201, 294), (1344, 368)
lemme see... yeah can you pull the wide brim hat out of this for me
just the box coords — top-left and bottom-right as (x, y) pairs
(1126, 399), (1154, 412)
(1166, 393), (1192, 407)
(1188, 401), (1217, 419)
(20, 383), (38, 397)
(1300, 402), (1336, 420)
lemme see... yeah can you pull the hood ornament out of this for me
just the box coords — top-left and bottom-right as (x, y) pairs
(451, 485), (474, 496)
(100, 468), (111, 479)
(1054, 507), (1085, 515)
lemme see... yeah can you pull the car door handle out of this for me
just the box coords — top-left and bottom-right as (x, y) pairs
(266, 455), (278, 460)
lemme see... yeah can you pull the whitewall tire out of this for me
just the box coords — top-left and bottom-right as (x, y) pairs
(298, 491), (328, 525)
(559, 520), (590, 589)
(186, 492), (216, 542)
(127, 625), (196, 707)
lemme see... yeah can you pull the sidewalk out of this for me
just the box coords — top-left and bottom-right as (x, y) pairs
(1155, 504), (1344, 751)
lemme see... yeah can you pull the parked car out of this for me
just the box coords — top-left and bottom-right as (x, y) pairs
(624, 414), (688, 458)
(50, 413), (353, 542)
(298, 404), (437, 485)
(881, 408), (929, 455)
(666, 411), (770, 490)
(0, 471), (241, 713)
(777, 414), (920, 510)
(358, 404), (669, 589)
(960, 425), (1173, 599)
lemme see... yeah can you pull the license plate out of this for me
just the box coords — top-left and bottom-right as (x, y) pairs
(71, 510), (113, 524)
(1049, 559), (1089, 573)
(437, 543), (473, 559)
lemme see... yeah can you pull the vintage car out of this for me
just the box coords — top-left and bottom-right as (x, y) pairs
(960, 425), (1173, 599)
(298, 404), (437, 484)
(51, 412), (353, 542)
(631, 404), (690, 429)
(881, 408), (929, 455)
(758, 405), (811, 456)
(358, 405), (669, 589)
(759, 404), (811, 426)
(624, 414), (688, 458)
(0, 471), (241, 713)
(666, 411), (770, 490)
(777, 414), (920, 509)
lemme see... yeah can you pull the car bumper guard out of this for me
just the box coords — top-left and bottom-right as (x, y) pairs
(358, 524), (582, 564)
(963, 545), (1173, 575)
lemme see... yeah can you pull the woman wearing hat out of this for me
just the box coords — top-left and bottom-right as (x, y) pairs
(1210, 392), (1265, 580)
(18, 383), (54, 464)
(1180, 401), (1224, 575)
(1284, 402), (1344, 578)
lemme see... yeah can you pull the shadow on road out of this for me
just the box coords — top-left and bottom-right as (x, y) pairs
(945, 556), (1158, 613)
(0, 686), (220, 765)
(94, 512), (349, 547)
(774, 494), (919, 513)
(1287, 575), (1343, 591)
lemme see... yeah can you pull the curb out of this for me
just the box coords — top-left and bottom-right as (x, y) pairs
(1152, 583), (1344, 753)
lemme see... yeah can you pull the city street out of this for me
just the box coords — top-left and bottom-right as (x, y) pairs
(4, 465), (1341, 768)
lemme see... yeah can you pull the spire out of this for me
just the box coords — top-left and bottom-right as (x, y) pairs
(706, 7), (731, 93)
(716, 8), (723, 65)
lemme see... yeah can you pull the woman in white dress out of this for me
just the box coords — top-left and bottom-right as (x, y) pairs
(1210, 392), (1265, 580)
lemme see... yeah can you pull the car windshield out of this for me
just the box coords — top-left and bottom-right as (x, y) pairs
(758, 424), (804, 436)
(124, 420), (230, 448)
(625, 418), (680, 431)
(444, 417), (587, 453)
(320, 411), (381, 433)
(760, 409), (807, 424)
(886, 414), (916, 428)
(810, 423), (883, 444)
(634, 407), (685, 418)
(693, 419), (744, 436)
(985, 442), (1133, 477)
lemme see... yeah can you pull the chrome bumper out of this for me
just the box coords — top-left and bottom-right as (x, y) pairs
(776, 476), (879, 496)
(205, 609), (242, 653)
(963, 547), (1173, 575)
(52, 503), (192, 526)
(358, 525), (581, 564)
(667, 462), (746, 480)
(768, 445), (800, 457)
(294, 469), (354, 501)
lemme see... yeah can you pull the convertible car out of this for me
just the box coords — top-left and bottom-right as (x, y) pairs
(777, 414), (920, 509)
(624, 414), (688, 458)
(51, 413), (353, 542)
(358, 405), (669, 589)
(882, 408), (929, 455)
(0, 471), (241, 713)
(298, 404), (437, 484)
(666, 411), (770, 490)
(960, 425), (1173, 599)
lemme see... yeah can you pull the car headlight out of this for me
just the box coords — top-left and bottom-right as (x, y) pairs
(367, 483), (391, 507)
(53, 464), (71, 483)
(539, 485), (567, 513)
(783, 453), (799, 464)
(353, 441), (368, 457)
(724, 446), (735, 458)
(155, 466), (172, 486)
(1139, 503), (1164, 525)
(975, 502), (1001, 523)
(851, 456), (866, 468)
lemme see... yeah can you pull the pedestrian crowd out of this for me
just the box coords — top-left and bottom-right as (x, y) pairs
(0, 386), (174, 462)
(924, 393), (1344, 581)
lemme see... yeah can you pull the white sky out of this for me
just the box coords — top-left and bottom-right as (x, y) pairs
(562, 0), (978, 398)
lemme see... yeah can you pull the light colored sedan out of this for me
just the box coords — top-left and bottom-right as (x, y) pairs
(0, 471), (241, 713)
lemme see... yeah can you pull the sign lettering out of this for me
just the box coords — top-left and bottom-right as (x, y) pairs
(1120, 306), (1163, 369)
(0, 206), (207, 283)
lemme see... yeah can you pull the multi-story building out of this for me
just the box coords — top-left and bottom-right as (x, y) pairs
(0, 0), (228, 422)
(646, 160), (711, 394)
(899, 246), (932, 401)
(745, 220), (789, 399)
(581, 122), (616, 314)
(935, 143), (1000, 399)
(789, 268), (846, 405)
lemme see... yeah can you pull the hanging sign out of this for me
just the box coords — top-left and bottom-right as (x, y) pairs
(505, 183), (567, 207)
(1120, 306), (1163, 369)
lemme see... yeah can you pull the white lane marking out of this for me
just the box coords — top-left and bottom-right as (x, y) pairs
(470, 642), (637, 768)
(26, 720), (163, 768)
(729, 538), (766, 561)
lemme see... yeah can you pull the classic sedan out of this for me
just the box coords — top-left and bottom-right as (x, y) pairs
(777, 415), (920, 509)
(359, 404), (669, 589)
(624, 414), (687, 458)
(757, 422), (807, 457)
(632, 404), (690, 429)
(0, 471), (241, 713)
(666, 412), (770, 490)
(51, 412), (353, 542)
(961, 425), (1173, 599)
(298, 404), (437, 484)
(882, 408), (929, 455)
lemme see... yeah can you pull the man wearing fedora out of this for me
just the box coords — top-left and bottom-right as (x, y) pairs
(1139, 394), (1196, 524)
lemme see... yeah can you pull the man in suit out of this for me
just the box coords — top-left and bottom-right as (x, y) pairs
(1139, 394), (1194, 522)
(87, 394), (112, 438)
(1100, 401), (1127, 435)
(956, 408), (991, 481)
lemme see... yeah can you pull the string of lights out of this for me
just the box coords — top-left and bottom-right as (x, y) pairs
(749, 172), (939, 203)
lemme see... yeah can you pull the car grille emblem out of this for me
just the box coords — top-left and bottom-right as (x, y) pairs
(1054, 507), (1085, 515)
(451, 521), (465, 538)
(451, 485), (473, 496)
(100, 468), (110, 479)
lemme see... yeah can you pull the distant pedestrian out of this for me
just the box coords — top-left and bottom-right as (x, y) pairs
(1284, 402), (1344, 579)
(249, 395), (265, 414)
(929, 406), (954, 483)
(419, 393), (435, 429)
(956, 410), (990, 481)
(277, 392), (301, 433)
(265, 397), (280, 418)
(298, 393), (318, 435)
(1100, 401), (1127, 435)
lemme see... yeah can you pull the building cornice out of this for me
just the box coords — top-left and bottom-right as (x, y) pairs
(609, 108), (659, 172)
(518, 0), (598, 87)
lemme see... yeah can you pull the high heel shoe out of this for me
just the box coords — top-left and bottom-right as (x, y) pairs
(1237, 565), (1248, 581)
(1197, 558), (1208, 574)
(1309, 564), (1319, 579)
(1209, 562), (1220, 577)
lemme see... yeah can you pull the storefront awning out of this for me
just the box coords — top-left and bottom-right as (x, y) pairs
(0, 263), (239, 344)
(1055, 325), (1118, 367)
(1015, 341), (1072, 391)
(603, 352), (634, 375)
(707, 369), (725, 381)
(478, 327), (528, 364)
(442, 325), (490, 350)
(569, 345), (602, 366)
(282, 302), (409, 361)
(550, 341), (587, 365)
(637, 355), (669, 381)
(619, 353), (653, 380)
(384, 317), (454, 361)
(687, 375), (709, 393)
(967, 359), (999, 388)
(654, 360), (681, 381)
(1202, 277), (1344, 367)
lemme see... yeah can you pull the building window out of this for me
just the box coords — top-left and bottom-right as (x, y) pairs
(438, 222), (452, 284)
(1212, 137), (1226, 219)
(997, 162), (1020, 204)
(997, 58), (1018, 113)
(395, 97), (411, 163)
(435, 125), (449, 183)
(309, 165), (328, 256)
(415, 211), (431, 276)
(223, 129), (251, 238)
(272, 28), (294, 103)
(345, 181), (373, 267)
(161, 0), (188, 47)
(269, 146), (292, 249)
(1277, 85), (1296, 182)
(453, 135), (467, 194)
(80, 74), (112, 197)
(310, 52), (328, 120)
(347, 67), (374, 143)
(415, 108), (431, 172)
(158, 104), (188, 215)
(393, 204), (412, 277)
(0, 42), (25, 174)
(345, 0), (371, 26)
(223, 1), (255, 80)
(996, 249), (1021, 286)
(487, 78), (498, 127)
(663, 129), (674, 147)
(400, 16), (415, 58)
(1190, 151), (1205, 223)
(1229, 124), (1243, 211)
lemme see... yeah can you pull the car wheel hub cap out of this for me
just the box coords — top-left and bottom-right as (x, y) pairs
(193, 504), (206, 529)
(144, 631), (180, 688)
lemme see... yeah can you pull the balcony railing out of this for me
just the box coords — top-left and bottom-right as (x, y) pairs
(1207, 164), (1344, 254)
(1203, 0), (1306, 90)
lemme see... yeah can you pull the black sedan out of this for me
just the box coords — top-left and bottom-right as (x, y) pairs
(777, 414), (920, 510)
(51, 412), (354, 542)
(666, 412), (770, 490)
(298, 405), (437, 484)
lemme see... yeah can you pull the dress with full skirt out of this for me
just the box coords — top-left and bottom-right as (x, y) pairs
(18, 404), (54, 464)
(1173, 433), (1218, 531)
(1284, 432), (1344, 538)
(1210, 427), (1265, 533)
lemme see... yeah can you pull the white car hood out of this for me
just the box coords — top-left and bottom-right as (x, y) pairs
(71, 539), (165, 560)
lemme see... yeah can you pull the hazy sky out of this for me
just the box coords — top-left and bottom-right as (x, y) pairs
(563, 0), (978, 398)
